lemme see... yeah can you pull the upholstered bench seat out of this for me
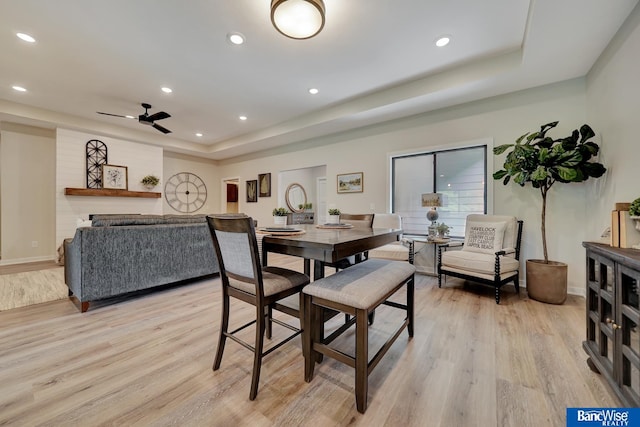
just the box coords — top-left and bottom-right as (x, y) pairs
(303, 258), (415, 413)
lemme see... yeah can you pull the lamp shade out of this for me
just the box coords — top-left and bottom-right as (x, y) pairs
(421, 193), (443, 208)
(271, 0), (325, 40)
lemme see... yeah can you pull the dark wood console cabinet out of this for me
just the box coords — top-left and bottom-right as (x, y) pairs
(583, 242), (640, 406)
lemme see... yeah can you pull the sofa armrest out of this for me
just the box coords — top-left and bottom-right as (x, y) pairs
(495, 247), (515, 256)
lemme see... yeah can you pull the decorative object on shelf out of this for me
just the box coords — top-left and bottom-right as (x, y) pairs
(85, 139), (108, 189)
(285, 183), (307, 212)
(273, 207), (289, 226)
(304, 202), (313, 212)
(271, 0), (325, 40)
(494, 121), (606, 304)
(258, 173), (271, 197)
(328, 208), (341, 224)
(337, 172), (363, 193)
(246, 180), (258, 203)
(422, 192), (445, 237)
(141, 174), (160, 190)
(630, 198), (640, 236)
(164, 172), (207, 213)
(101, 164), (128, 190)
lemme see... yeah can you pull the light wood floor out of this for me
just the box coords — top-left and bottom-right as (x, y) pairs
(0, 255), (619, 426)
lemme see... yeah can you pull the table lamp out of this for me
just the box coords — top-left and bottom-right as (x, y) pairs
(422, 193), (444, 239)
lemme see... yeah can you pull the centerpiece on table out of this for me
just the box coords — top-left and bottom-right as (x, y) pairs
(328, 208), (341, 224)
(273, 207), (289, 226)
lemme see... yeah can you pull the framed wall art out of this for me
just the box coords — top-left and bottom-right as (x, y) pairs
(101, 164), (128, 190)
(337, 172), (363, 194)
(258, 173), (271, 197)
(246, 179), (258, 202)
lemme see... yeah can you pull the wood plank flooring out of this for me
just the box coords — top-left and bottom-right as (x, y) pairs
(0, 255), (619, 426)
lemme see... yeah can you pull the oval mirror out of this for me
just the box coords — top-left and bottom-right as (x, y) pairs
(285, 183), (307, 213)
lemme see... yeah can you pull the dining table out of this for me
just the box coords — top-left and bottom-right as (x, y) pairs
(261, 224), (402, 280)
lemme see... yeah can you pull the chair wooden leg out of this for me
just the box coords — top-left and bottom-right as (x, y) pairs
(355, 308), (369, 414)
(513, 276), (520, 294)
(438, 273), (442, 288)
(407, 275), (415, 337)
(266, 305), (273, 339)
(303, 294), (316, 382)
(250, 304), (266, 401)
(368, 310), (375, 325)
(213, 293), (230, 371)
(495, 286), (501, 304)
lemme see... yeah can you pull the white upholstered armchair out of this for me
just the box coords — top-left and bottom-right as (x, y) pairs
(437, 214), (523, 304)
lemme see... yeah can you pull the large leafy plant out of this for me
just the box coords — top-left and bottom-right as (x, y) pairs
(493, 121), (606, 263)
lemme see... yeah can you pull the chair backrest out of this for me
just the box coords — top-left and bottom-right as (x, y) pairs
(462, 214), (522, 257)
(340, 213), (374, 229)
(372, 213), (402, 229)
(207, 215), (264, 296)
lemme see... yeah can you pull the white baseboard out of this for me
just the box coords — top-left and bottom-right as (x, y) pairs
(0, 255), (56, 266)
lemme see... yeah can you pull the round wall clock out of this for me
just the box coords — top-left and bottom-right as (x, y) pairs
(164, 172), (207, 213)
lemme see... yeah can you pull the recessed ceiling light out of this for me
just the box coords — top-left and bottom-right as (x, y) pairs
(435, 36), (450, 47)
(239, 115), (247, 121)
(227, 33), (245, 45)
(12, 85), (27, 92)
(161, 87), (172, 93)
(196, 133), (203, 137)
(125, 115), (135, 119)
(309, 88), (319, 95)
(16, 33), (35, 43)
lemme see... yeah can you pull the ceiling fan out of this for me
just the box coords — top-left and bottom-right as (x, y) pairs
(97, 103), (172, 134)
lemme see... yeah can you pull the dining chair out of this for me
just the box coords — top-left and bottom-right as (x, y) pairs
(330, 213), (375, 268)
(368, 213), (414, 264)
(206, 215), (310, 400)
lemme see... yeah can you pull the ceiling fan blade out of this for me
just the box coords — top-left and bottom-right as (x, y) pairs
(153, 123), (172, 134)
(147, 111), (170, 122)
(97, 111), (129, 118)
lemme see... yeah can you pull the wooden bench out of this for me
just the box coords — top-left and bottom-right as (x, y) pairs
(302, 259), (415, 413)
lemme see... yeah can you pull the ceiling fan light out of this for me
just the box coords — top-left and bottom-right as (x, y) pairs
(271, 0), (325, 40)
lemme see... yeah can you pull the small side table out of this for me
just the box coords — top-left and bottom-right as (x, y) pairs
(410, 237), (457, 276)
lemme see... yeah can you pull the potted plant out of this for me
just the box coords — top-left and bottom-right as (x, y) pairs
(493, 121), (606, 304)
(272, 207), (289, 226)
(141, 174), (160, 190)
(304, 202), (313, 212)
(436, 222), (450, 238)
(328, 208), (341, 224)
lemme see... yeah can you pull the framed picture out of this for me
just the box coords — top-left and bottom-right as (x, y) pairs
(101, 164), (128, 190)
(246, 180), (258, 202)
(337, 172), (363, 193)
(258, 173), (271, 197)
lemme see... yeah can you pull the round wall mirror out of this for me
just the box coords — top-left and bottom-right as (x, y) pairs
(285, 183), (307, 213)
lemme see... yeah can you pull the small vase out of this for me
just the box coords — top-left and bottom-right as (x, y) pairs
(274, 216), (287, 226)
(328, 215), (340, 224)
(144, 184), (156, 191)
(631, 216), (640, 231)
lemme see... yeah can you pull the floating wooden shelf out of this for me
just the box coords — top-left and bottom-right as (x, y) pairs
(64, 188), (161, 198)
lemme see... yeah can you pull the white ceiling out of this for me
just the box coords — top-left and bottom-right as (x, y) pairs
(0, 0), (637, 160)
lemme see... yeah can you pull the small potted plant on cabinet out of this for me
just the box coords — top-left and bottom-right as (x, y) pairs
(328, 208), (341, 224)
(630, 197), (640, 231)
(273, 207), (289, 226)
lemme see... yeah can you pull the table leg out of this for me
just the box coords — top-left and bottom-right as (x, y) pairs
(304, 259), (311, 277)
(313, 260), (325, 281)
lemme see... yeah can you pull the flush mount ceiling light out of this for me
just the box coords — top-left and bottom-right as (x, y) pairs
(271, 0), (325, 40)
(435, 36), (451, 47)
(16, 32), (36, 43)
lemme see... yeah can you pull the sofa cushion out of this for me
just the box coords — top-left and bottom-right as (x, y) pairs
(463, 221), (507, 254)
(441, 250), (519, 275)
(368, 242), (409, 261)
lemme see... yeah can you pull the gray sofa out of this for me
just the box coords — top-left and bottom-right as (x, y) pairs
(64, 214), (219, 312)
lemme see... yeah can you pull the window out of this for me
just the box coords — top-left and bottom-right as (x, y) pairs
(391, 145), (487, 237)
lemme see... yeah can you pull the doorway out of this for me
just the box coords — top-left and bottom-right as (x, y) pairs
(222, 178), (239, 213)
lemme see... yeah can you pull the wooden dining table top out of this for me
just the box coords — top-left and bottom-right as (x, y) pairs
(262, 224), (402, 264)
